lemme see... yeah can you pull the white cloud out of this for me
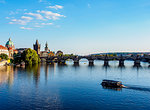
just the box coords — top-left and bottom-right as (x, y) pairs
(24, 9), (27, 11)
(6, 17), (10, 19)
(47, 5), (63, 10)
(9, 22), (13, 24)
(21, 16), (33, 21)
(41, 23), (53, 25)
(7, 3), (65, 29)
(25, 12), (44, 20)
(39, 10), (66, 20)
(9, 19), (28, 25)
(20, 27), (33, 30)
(9, 16), (33, 25)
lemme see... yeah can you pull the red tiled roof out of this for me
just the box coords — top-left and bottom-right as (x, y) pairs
(0, 45), (7, 50)
(8, 47), (13, 50)
(13, 50), (18, 52)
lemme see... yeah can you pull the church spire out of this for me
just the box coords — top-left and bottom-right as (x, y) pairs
(36, 39), (39, 45)
(45, 42), (48, 47)
(45, 41), (49, 52)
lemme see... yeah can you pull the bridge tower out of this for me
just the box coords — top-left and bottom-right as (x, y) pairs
(33, 39), (41, 55)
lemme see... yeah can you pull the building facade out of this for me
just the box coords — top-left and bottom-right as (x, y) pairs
(5, 38), (18, 58)
(40, 42), (51, 57)
(0, 45), (9, 56)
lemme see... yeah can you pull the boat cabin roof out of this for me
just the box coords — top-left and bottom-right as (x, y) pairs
(102, 79), (122, 83)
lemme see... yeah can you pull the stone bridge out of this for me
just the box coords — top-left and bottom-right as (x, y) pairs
(40, 55), (150, 66)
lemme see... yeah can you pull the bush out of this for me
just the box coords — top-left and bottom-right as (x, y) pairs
(0, 54), (8, 60)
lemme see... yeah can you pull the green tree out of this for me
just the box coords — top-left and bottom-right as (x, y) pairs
(0, 53), (8, 60)
(13, 53), (22, 64)
(21, 48), (40, 65)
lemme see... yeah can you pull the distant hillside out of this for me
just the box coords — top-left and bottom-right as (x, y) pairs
(91, 52), (150, 56)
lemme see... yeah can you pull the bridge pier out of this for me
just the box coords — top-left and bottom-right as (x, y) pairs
(89, 60), (94, 66)
(119, 60), (124, 66)
(58, 60), (66, 65)
(134, 55), (141, 67)
(104, 55), (109, 66)
(104, 60), (109, 66)
(46, 60), (54, 64)
(74, 62), (79, 65)
(73, 60), (79, 65)
(134, 60), (141, 67)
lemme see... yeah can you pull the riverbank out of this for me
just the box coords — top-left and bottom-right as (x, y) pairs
(0, 60), (9, 67)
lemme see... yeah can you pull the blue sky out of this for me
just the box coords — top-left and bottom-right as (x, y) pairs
(1, 0), (150, 55)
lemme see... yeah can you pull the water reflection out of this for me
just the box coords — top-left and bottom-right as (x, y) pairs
(102, 86), (122, 91)
(25, 64), (41, 87)
(45, 64), (49, 83)
(24, 63), (57, 87)
(46, 63), (56, 80)
(0, 61), (150, 110)
(0, 66), (14, 86)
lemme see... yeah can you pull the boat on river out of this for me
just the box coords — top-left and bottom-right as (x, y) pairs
(101, 80), (124, 88)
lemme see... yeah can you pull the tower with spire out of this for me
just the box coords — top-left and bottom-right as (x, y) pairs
(45, 42), (49, 52)
(33, 39), (41, 55)
(5, 38), (15, 49)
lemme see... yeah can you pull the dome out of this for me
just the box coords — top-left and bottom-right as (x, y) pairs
(5, 38), (15, 49)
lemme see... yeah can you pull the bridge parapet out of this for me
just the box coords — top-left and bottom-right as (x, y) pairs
(41, 54), (150, 66)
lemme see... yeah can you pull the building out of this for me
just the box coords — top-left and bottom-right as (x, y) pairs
(40, 51), (48, 57)
(45, 42), (50, 52)
(16, 48), (28, 54)
(5, 38), (15, 49)
(33, 40), (41, 55)
(48, 51), (55, 57)
(0, 45), (9, 56)
(5, 38), (18, 58)
(40, 42), (51, 57)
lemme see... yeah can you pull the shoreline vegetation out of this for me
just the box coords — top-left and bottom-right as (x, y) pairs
(0, 48), (40, 67)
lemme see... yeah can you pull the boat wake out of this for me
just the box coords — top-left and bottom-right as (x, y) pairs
(125, 85), (150, 92)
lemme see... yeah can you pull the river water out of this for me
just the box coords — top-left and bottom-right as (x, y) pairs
(0, 60), (150, 110)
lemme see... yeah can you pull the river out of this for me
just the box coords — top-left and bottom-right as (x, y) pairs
(0, 60), (150, 110)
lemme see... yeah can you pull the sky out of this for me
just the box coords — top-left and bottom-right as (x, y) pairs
(1, 0), (150, 55)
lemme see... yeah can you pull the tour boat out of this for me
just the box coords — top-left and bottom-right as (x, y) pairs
(101, 79), (124, 88)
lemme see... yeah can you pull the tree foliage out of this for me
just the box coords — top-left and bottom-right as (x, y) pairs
(22, 48), (40, 65)
(0, 53), (8, 60)
(14, 48), (40, 65)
